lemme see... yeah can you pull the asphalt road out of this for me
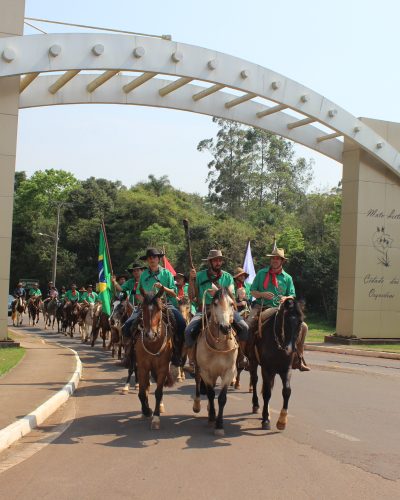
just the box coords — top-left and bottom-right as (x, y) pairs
(0, 325), (399, 500)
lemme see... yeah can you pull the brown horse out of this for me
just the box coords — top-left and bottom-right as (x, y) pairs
(135, 287), (175, 430)
(176, 296), (193, 382)
(63, 301), (81, 337)
(109, 296), (133, 361)
(28, 297), (41, 325)
(90, 303), (110, 348)
(12, 296), (25, 326)
(194, 288), (238, 436)
(249, 297), (303, 431)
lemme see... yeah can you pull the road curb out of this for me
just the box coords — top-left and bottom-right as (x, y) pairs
(305, 344), (400, 360)
(0, 346), (82, 453)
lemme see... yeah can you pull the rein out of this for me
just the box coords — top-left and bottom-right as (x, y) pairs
(140, 297), (171, 357)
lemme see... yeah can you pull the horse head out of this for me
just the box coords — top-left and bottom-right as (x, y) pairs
(277, 297), (304, 354)
(141, 286), (164, 340)
(210, 287), (235, 335)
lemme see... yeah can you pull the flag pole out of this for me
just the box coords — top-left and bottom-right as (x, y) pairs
(243, 238), (250, 267)
(101, 219), (114, 276)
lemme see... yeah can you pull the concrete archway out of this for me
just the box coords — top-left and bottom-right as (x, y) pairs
(1, 1), (399, 339)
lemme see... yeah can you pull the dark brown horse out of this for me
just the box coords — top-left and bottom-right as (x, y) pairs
(63, 301), (81, 337)
(135, 287), (175, 429)
(249, 297), (303, 431)
(90, 303), (110, 348)
(28, 297), (41, 325)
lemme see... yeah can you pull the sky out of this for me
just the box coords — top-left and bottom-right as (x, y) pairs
(16, 0), (400, 195)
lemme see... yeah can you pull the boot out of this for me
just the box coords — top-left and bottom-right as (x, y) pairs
(293, 323), (311, 372)
(185, 346), (196, 377)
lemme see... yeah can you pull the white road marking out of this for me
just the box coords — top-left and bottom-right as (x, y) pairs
(325, 429), (361, 442)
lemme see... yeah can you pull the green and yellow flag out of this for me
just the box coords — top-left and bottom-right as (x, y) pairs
(98, 227), (112, 315)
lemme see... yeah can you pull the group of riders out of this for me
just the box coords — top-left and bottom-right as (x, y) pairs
(11, 243), (310, 372)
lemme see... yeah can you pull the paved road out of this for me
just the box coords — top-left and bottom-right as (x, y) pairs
(0, 325), (399, 499)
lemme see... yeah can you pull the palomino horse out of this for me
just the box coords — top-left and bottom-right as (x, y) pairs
(135, 287), (175, 430)
(43, 298), (59, 330)
(194, 288), (238, 437)
(12, 297), (25, 326)
(28, 297), (41, 325)
(249, 297), (303, 431)
(78, 302), (95, 342)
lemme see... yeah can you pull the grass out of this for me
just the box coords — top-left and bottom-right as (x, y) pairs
(0, 347), (26, 377)
(306, 313), (335, 343)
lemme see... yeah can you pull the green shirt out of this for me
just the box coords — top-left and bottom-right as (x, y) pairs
(250, 266), (295, 307)
(138, 266), (176, 304)
(121, 278), (141, 305)
(65, 290), (80, 302)
(196, 269), (234, 307)
(80, 291), (98, 303)
(29, 288), (42, 297)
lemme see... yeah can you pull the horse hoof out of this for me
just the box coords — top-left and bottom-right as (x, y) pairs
(248, 386), (253, 393)
(159, 403), (165, 414)
(234, 382), (241, 390)
(134, 383), (139, 390)
(142, 410), (153, 419)
(121, 384), (130, 394)
(276, 421), (286, 431)
(176, 376), (182, 383)
(151, 416), (160, 430)
(252, 406), (259, 414)
(214, 428), (224, 437)
(193, 400), (201, 413)
(262, 420), (271, 430)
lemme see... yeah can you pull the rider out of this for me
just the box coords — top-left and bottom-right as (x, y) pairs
(80, 284), (99, 305)
(185, 249), (249, 368)
(113, 263), (145, 305)
(59, 286), (67, 301)
(118, 248), (186, 366)
(64, 283), (80, 307)
(171, 272), (196, 315)
(247, 245), (310, 372)
(28, 282), (42, 300)
(43, 281), (57, 304)
(13, 282), (26, 300)
(233, 267), (252, 315)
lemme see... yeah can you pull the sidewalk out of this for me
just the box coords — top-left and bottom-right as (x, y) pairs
(0, 329), (80, 447)
(305, 342), (400, 360)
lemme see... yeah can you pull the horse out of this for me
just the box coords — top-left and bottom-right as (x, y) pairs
(43, 298), (59, 330)
(193, 287), (238, 437)
(176, 296), (193, 382)
(11, 296), (25, 326)
(109, 296), (133, 360)
(63, 301), (81, 337)
(28, 297), (41, 325)
(249, 297), (303, 431)
(135, 287), (175, 430)
(91, 303), (110, 348)
(56, 301), (66, 333)
(78, 302), (95, 342)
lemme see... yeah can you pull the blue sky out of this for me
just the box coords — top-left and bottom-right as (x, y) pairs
(17, 0), (400, 194)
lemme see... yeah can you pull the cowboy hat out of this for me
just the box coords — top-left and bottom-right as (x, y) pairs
(139, 248), (165, 261)
(79, 287), (86, 292)
(126, 262), (146, 272)
(267, 248), (288, 260)
(233, 267), (249, 279)
(202, 249), (225, 261)
(175, 272), (188, 282)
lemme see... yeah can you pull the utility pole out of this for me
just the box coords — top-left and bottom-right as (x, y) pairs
(52, 203), (62, 286)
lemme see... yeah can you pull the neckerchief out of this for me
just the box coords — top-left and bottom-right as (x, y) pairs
(263, 266), (283, 289)
(145, 267), (160, 283)
(177, 285), (185, 299)
(235, 281), (243, 289)
(133, 280), (139, 293)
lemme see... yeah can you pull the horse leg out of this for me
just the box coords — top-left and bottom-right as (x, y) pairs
(261, 370), (274, 430)
(192, 370), (201, 413)
(234, 367), (242, 389)
(214, 385), (228, 436)
(206, 385), (216, 425)
(250, 364), (259, 413)
(276, 371), (292, 430)
(151, 375), (165, 430)
(122, 350), (135, 394)
(138, 369), (152, 418)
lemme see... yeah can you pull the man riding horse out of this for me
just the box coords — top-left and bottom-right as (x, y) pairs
(13, 282), (26, 301)
(28, 282), (42, 301)
(113, 262), (145, 305)
(185, 249), (249, 369)
(115, 248), (187, 367)
(247, 245), (310, 372)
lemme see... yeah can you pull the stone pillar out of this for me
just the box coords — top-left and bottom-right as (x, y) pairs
(0, 0), (25, 340)
(337, 118), (400, 338)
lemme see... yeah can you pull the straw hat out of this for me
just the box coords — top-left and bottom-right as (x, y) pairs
(202, 249), (225, 261)
(233, 267), (249, 279)
(267, 247), (288, 261)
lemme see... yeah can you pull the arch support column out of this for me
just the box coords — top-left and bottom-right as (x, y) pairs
(337, 118), (400, 338)
(0, 0), (25, 340)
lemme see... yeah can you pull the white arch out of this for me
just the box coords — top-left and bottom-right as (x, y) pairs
(1, 33), (399, 177)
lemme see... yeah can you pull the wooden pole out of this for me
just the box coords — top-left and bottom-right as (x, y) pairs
(101, 219), (114, 276)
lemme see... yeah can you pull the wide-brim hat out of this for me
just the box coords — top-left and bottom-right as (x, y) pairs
(127, 262), (146, 271)
(267, 248), (288, 261)
(139, 248), (165, 261)
(86, 284), (93, 288)
(202, 249), (225, 261)
(17, 282), (23, 287)
(233, 267), (249, 279)
(79, 287), (86, 292)
(175, 272), (188, 282)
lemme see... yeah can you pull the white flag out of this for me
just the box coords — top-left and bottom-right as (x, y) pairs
(243, 240), (256, 284)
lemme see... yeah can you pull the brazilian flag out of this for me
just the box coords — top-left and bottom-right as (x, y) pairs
(98, 227), (111, 315)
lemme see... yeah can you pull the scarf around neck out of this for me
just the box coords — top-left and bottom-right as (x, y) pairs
(263, 266), (283, 289)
